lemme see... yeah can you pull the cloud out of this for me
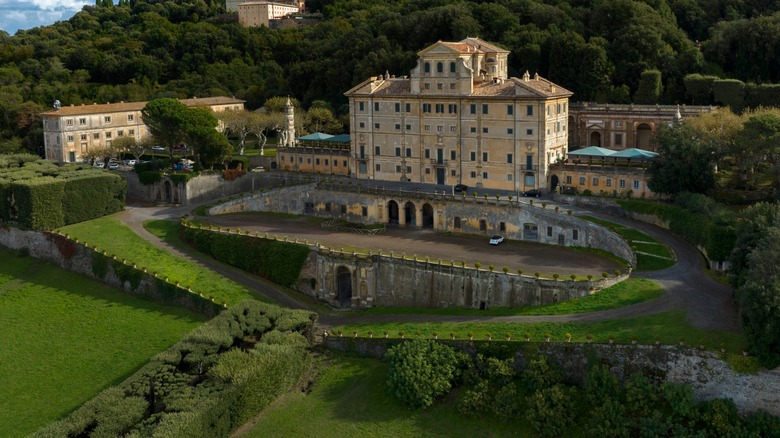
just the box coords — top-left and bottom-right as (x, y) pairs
(0, 1), (90, 34)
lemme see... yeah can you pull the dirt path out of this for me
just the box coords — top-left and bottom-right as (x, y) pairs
(115, 201), (739, 333)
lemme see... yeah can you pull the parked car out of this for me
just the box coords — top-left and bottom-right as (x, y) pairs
(489, 235), (505, 245)
(523, 189), (542, 197)
(151, 145), (165, 152)
(123, 159), (137, 166)
(251, 166), (265, 172)
(454, 183), (468, 193)
(108, 162), (119, 170)
(94, 162), (105, 168)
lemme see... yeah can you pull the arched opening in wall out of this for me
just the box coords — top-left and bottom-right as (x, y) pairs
(336, 266), (352, 307)
(164, 180), (172, 202)
(523, 223), (538, 240)
(454, 216), (461, 229)
(589, 131), (602, 147)
(479, 219), (487, 231)
(387, 200), (399, 224)
(636, 123), (653, 150)
(404, 201), (416, 226)
(422, 203), (434, 228)
(550, 175), (559, 191)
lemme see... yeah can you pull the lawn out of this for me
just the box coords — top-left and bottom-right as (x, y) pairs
(330, 309), (746, 353)
(239, 354), (526, 438)
(57, 216), (257, 305)
(0, 249), (206, 437)
(356, 277), (664, 317)
(579, 215), (675, 271)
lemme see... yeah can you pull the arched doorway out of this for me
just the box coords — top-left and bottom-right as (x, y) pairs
(589, 131), (602, 147)
(404, 201), (416, 226)
(550, 175), (559, 191)
(422, 203), (434, 228)
(387, 200), (399, 224)
(635, 123), (653, 150)
(336, 266), (352, 307)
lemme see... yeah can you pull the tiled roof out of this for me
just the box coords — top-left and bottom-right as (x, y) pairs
(41, 96), (246, 117)
(441, 42), (477, 54)
(347, 76), (571, 99)
(458, 37), (509, 53)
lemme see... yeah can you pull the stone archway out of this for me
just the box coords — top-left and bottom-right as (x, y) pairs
(336, 266), (352, 307)
(550, 175), (559, 191)
(636, 123), (653, 150)
(387, 200), (399, 224)
(422, 203), (434, 228)
(404, 201), (416, 226)
(590, 131), (602, 147)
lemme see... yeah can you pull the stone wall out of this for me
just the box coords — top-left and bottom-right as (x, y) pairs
(0, 226), (222, 316)
(324, 337), (780, 416)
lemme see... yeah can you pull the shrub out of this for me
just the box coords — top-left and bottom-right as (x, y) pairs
(385, 340), (458, 408)
(525, 385), (575, 437)
(138, 170), (163, 185)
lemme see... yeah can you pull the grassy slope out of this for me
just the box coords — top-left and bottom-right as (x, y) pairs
(0, 249), (205, 437)
(58, 216), (256, 305)
(241, 355), (526, 438)
(579, 215), (675, 271)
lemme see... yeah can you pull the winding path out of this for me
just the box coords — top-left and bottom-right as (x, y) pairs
(116, 200), (740, 333)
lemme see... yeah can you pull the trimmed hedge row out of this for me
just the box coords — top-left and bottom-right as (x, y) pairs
(181, 224), (310, 287)
(0, 156), (126, 230)
(32, 300), (316, 438)
(617, 199), (736, 261)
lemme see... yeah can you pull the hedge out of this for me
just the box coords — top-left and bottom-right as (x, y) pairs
(32, 300), (316, 438)
(181, 225), (310, 287)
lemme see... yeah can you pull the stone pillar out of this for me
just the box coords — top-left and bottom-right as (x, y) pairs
(415, 207), (423, 228)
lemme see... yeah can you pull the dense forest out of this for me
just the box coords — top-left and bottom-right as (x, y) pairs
(1, 0), (780, 155)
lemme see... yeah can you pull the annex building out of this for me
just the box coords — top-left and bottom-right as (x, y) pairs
(345, 38), (572, 193)
(41, 97), (245, 164)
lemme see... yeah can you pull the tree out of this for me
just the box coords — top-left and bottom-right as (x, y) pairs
(110, 136), (148, 162)
(683, 108), (741, 173)
(141, 98), (190, 161)
(218, 110), (252, 155)
(304, 106), (342, 134)
(385, 340), (458, 408)
(247, 111), (283, 156)
(648, 125), (716, 195)
(737, 112), (780, 192)
(633, 69), (663, 104)
(187, 126), (231, 169)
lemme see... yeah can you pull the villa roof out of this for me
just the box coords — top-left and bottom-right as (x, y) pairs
(41, 96), (246, 117)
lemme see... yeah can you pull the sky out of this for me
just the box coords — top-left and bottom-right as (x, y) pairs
(0, 0), (92, 35)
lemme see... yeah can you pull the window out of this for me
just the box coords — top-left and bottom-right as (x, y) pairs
(500, 222), (506, 232)
(470, 151), (476, 161)
(376, 164), (381, 171)
(507, 128), (514, 134)
(482, 104), (489, 114)
(405, 148), (411, 157)
(359, 122), (365, 128)
(375, 146), (381, 155)
(526, 155), (533, 168)
(448, 104), (457, 113)
(425, 125), (431, 131)
(619, 179), (626, 188)
(406, 124), (412, 130)
(79, 118), (86, 125)
(614, 121), (622, 128)
(343, 160), (347, 167)
(362, 206), (368, 216)
(359, 102), (365, 111)
(565, 175), (572, 184)
(482, 127), (488, 134)
(435, 103), (444, 113)
(395, 103), (400, 112)
(437, 125), (443, 132)
(299, 157), (303, 163)
(374, 102), (379, 111)
(507, 105), (513, 115)
(451, 169), (456, 176)
(395, 147), (401, 156)
(579, 176), (586, 185)
(424, 62), (430, 73)
(66, 135), (74, 142)
(470, 171), (477, 178)
(406, 103), (411, 112)
(482, 152), (488, 162)
(556, 121), (561, 132)
(325, 159), (329, 165)
(374, 123), (380, 129)
(450, 126), (456, 132)
(395, 124), (401, 130)
(592, 177), (599, 186)
(507, 174), (513, 181)
(633, 180), (641, 190)
(423, 103), (431, 113)
(526, 105), (533, 116)
(396, 165), (402, 173)
(450, 62), (456, 73)
(547, 226), (553, 237)
(450, 83), (456, 90)
(606, 178), (612, 187)
(316, 158), (320, 165)
(614, 133), (623, 146)
(325, 202), (332, 212)
(573, 229), (579, 240)
(437, 83), (443, 90)
(93, 133), (100, 139)
(507, 153), (513, 164)
(483, 172), (488, 179)
(425, 168), (431, 174)
(470, 127), (477, 133)
(557, 103), (561, 113)
(406, 166), (412, 173)
(105, 132), (112, 139)
(66, 119), (73, 126)
(128, 129), (134, 135)
(425, 149), (430, 159)
(117, 130), (124, 137)
(104, 116), (111, 123)
(127, 114), (134, 122)
(437, 62), (443, 73)
(450, 151), (456, 160)
(526, 129), (533, 135)
(307, 158), (311, 164)
(424, 83), (431, 90)
(470, 104), (476, 114)
(80, 134), (87, 141)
